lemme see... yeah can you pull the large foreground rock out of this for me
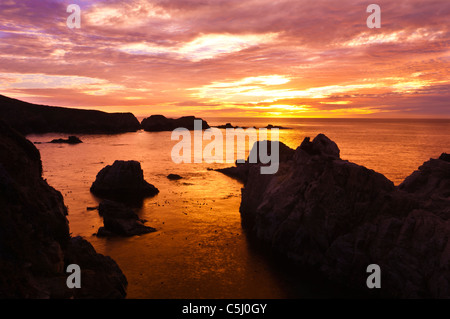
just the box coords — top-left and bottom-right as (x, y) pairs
(96, 200), (156, 237)
(0, 120), (127, 298)
(90, 160), (159, 202)
(141, 115), (210, 132)
(239, 133), (450, 298)
(0, 94), (141, 135)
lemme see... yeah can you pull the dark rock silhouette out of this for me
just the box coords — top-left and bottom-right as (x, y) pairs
(90, 160), (159, 202)
(141, 114), (210, 132)
(0, 94), (141, 135)
(216, 140), (295, 183)
(167, 174), (183, 180)
(96, 200), (156, 237)
(0, 119), (127, 298)
(216, 123), (242, 129)
(265, 124), (292, 129)
(238, 133), (450, 298)
(50, 136), (83, 144)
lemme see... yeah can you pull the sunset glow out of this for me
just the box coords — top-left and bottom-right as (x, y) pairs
(0, 0), (449, 118)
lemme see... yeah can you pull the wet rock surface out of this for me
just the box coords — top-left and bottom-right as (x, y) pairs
(0, 120), (127, 298)
(238, 133), (450, 298)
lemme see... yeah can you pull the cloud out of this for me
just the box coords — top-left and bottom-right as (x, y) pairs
(0, 0), (448, 117)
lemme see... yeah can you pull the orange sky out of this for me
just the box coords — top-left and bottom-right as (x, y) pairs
(0, 0), (449, 118)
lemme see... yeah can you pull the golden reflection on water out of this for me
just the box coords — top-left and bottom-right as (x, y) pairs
(28, 119), (450, 298)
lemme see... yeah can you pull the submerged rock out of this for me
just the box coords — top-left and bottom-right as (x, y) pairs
(141, 115), (210, 132)
(90, 160), (159, 202)
(50, 136), (82, 144)
(167, 174), (183, 181)
(96, 200), (156, 237)
(0, 119), (127, 298)
(239, 133), (450, 298)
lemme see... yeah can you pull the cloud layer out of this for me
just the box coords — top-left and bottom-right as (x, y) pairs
(0, 0), (449, 117)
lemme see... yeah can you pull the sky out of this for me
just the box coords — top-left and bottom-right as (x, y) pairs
(0, 0), (449, 118)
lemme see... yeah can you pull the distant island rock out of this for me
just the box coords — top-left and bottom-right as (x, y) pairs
(234, 133), (450, 298)
(141, 115), (210, 132)
(90, 160), (159, 203)
(50, 136), (83, 144)
(0, 94), (141, 135)
(264, 124), (292, 130)
(0, 119), (127, 298)
(96, 200), (156, 237)
(214, 123), (291, 130)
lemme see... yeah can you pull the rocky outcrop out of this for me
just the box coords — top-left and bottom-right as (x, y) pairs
(90, 160), (159, 203)
(96, 200), (156, 237)
(0, 120), (127, 298)
(239, 133), (450, 298)
(216, 140), (295, 183)
(141, 115), (210, 132)
(50, 136), (83, 144)
(0, 94), (141, 135)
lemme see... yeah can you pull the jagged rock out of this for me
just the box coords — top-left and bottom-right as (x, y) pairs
(96, 200), (156, 237)
(0, 94), (141, 135)
(239, 133), (450, 298)
(50, 136), (82, 144)
(141, 115), (210, 132)
(0, 119), (127, 298)
(90, 160), (159, 202)
(167, 174), (183, 180)
(216, 140), (295, 183)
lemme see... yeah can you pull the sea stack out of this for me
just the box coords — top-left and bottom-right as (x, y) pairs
(90, 160), (159, 202)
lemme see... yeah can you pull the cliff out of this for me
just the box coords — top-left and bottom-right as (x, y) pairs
(0, 94), (141, 135)
(236, 134), (450, 298)
(0, 120), (127, 298)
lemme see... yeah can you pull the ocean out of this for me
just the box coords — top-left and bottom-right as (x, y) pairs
(28, 118), (450, 298)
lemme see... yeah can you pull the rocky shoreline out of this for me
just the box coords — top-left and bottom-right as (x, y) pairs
(220, 134), (450, 298)
(0, 120), (127, 298)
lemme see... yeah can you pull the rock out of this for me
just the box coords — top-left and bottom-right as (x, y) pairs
(141, 115), (210, 132)
(0, 94), (141, 135)
(216, 140), (295, 183)
(90, 160), (159, 202)
(439, 153), (450, 162)
(96, 200), (156, 237)
(64, 237), (127, 298)
(239, 133), (450, 298)
(50, 136), (83, 144)
(216, 123), (242, 129)
(265, 124), (291, 129)
(167, 174), (183, 180)
(0, 119), (127, 298)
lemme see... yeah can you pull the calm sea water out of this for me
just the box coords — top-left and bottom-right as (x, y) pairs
(28, 118), (450, 299)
